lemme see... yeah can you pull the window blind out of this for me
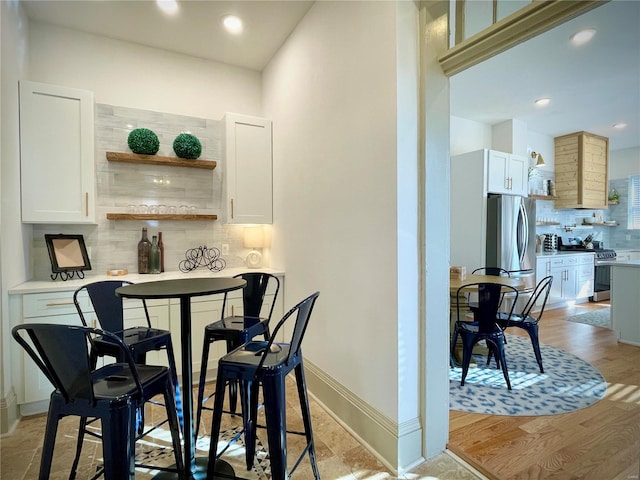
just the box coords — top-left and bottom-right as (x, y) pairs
(629, 174), (640, 230)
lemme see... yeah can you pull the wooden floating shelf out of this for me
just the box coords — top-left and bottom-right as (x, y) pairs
(536, 222), (561, 226)
(107, 213), (217, 221)
(106, 151), (217, 170)
(581, 223), (619, 227)
(529, 195), (558, 200)
(608, 201), (619, 205)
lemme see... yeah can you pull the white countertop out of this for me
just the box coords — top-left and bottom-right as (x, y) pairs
(598, 259), (640, 268)
(9, 267), (285, 295)
(536, 251), (594, 257)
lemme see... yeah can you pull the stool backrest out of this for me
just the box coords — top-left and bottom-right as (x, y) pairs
(74, 280), (151, 334)
(12, 323), (141, 404)
(257, 291), (320, 370)
(222, 272), (280, 321)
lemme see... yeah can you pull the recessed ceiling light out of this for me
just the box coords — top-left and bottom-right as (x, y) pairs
(535, 98), (551, 107)
(222, 15), (243, 34)
(570, 28), (596, 46)
(156, 0), (178, 15)
(613, 123), (627, 129)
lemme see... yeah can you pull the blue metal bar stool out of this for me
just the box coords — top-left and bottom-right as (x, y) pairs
(206, 291), (321, 480)
(12, 323), (185, 480)
(195, 272), (279, 438)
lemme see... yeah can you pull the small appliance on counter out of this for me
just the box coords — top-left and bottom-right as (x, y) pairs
(543, 233), (558, 252)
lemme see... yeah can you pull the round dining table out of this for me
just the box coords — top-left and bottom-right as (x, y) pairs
(116, 276), (246, 479)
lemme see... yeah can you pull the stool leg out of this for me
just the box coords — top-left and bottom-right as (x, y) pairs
(163, 378), (185, 478)
(39, 397), (62, 480)
(226, 339), (238, 415)
(240, 379), (259, 470)
(164, 340), (184, 435)
(206, 368), (229, 480)
(102, 402), (135, 480)
(262, 373), (287, 480)
(196, 333), (213, 440)
(295, 362), (320, 479)
(69, 416), (88, 478)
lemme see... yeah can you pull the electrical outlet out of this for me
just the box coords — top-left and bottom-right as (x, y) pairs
(221, 243), (229, 255)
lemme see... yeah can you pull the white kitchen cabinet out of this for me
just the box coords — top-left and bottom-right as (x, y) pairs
(12, 291), (87, 410)
(487, 150), (528, 196)
(19, 81), (96, 224)
(224, 113), (273, 224)
(539, 253), (594, 303)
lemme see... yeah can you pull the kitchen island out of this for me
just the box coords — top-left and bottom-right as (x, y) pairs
(600, 259), (640, 346)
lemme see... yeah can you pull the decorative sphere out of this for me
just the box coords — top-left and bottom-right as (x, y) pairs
(173, 133), (202, 159)
(127, 128), (160, 155)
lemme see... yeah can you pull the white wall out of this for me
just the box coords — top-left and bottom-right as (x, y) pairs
(1, 0), (30, 434)
(450, 115), (491, 155)
(28, 22), (262, 120)
(263, 0), (399, 416)
(610, 147), (640, 179)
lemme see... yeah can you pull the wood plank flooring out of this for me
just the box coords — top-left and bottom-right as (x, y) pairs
(448, 301), (640, 480)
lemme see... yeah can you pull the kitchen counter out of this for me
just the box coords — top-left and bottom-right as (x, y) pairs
(604, 260), (640, 346)
(536, 251), (594, 257)
(9, 267), (285, 294)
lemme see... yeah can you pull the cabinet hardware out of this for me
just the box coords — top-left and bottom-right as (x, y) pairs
(231, 198), (234, 219)
(231, 305), (235, 316)
(45, 301), (74, 307)
(85, 192), (89, 217)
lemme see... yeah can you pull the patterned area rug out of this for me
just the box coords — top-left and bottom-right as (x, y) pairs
(450, 334), (607, 416)
(135, 416), (271, 480)
(564, 308), (611, 328)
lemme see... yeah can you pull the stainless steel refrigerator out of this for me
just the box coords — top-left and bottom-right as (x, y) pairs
(486, 194), (537, 292)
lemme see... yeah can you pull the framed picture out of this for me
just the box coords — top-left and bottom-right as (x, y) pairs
(45, 234), (92, 280)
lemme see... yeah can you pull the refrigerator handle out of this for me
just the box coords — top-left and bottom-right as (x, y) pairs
(519, 201), (528, 264)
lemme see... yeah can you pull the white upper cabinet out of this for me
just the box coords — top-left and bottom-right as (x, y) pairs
(19, 81), (95, 224)
(224, 113), (273, 224)
(487, 150), (528, 196)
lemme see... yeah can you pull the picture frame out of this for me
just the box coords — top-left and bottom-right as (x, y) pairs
(45, 234), (92, 281)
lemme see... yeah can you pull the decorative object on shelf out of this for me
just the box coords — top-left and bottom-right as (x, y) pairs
(45, 234), (92, 281)
(128, 128), (160, 155)
(608, 187), (620, 203)
(172, 133), (202, 159)
(179, 246), (226, 273)
(244, 226), (264, 268)
(531, 151), (545, 168)
(138, 227), (152, 274)
(158, 231), (165, 272)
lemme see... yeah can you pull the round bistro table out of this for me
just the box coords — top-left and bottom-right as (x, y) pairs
(117, 277), (246, 480)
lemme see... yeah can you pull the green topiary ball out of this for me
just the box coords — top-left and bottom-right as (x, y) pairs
(173, 133), (202, 159)
(128, 128), (160, 155)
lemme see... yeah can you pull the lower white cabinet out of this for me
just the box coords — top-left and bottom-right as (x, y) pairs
(537, 253), (594, 303)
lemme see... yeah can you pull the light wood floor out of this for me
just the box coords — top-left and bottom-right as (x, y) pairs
(448, 301), (640, 480)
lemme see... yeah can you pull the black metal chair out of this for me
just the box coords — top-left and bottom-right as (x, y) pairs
(451, 282), (518, 390)
(12, 323), (185, 480)
(492, 275), (553, 373)
(73, 280), (183, 461)
(468, 267), (511, 311)
(206, 291), (321, 480)
(195, 272), (279, 438)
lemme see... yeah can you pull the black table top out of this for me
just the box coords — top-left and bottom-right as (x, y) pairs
(115, 277), (246, 300)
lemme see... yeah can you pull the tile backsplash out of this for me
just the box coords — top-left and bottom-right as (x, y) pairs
(32, 104), (255, 280)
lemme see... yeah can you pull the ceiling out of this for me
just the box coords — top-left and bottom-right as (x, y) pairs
(451, 0), (640, 152)
(21, 0), (640, 152)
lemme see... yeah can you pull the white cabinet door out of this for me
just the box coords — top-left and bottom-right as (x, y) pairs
(19, 81), (95, 224)
(487, 150), (511, 194)
(508, 154), (528, 196)
(487, 150), (528, 196)
(224, 113), (273, 224)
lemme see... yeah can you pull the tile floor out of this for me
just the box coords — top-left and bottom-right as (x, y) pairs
(0, 380), (483, 480)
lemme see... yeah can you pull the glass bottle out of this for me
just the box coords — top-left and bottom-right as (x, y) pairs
(149, 235), (161, 274)
(158, 231), (165, 273)
(137, 227), (151, 274)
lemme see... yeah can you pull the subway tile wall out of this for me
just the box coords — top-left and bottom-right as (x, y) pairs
(607, 178), (640, 250)
(32, 104), (251, 280)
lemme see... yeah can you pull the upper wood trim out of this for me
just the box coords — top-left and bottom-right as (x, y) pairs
(439, 0), (608, 76)
(106, 151), (217, 169)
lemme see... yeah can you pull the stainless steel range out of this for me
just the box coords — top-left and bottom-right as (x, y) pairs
(559, 245), (617, 301)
